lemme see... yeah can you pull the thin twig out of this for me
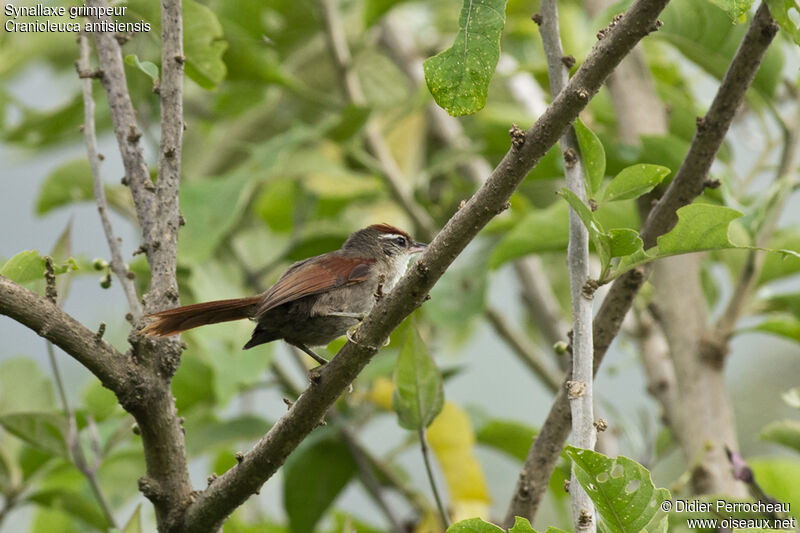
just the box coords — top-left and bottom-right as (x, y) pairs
(512, 258), (569, 353)
(485, 307), (563, 392)
(419, 427), (449, 529)
(715, 105), (800, 339)
(538, 0), (596, 529)
(504, 3), (779, 523)
(77, 33), (141, 320)
(318, 0), (437, 240)
(46, 340), (117, 528)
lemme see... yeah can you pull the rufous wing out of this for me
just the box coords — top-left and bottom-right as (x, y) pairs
(257, 255), (376, 315)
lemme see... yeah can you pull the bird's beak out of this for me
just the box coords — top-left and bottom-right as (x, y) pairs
(409, 242), (428, 254)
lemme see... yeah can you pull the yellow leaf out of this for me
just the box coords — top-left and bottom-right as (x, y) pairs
(413, 508), (445, 533)
(452, 500), (491, 523)
(367, 376), (395, 410)
(427, 402), (491, 507)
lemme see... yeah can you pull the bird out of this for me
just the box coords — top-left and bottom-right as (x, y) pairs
(141, 224), (426, 364)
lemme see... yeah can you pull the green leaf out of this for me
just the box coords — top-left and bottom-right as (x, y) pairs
(446, 517), (505, 533)
(254, 178), (298, 233)
(185, 414), (270, 456)
(392, 324), (444, 430)
(745, 316), (800, 344)
(184, 0), (228, 89)
(364, 0), (409, 26)
(28, 485), (113, 530)
(0, 412), (68, 458)
(761, 420), (800, 453)
(575, 119), (606, 195)
(36, 159), (92, 215)
(608, 228), (643, 258)
(600, 164), (671, 203)
(749, 458), (800, 519)
(427, 245), (490, 330)
(3, 95), (84, 148)
(124, 54), (158, 81)
(324, 104), (371, 141)
(0, 250), (46, 284)
(172, 347), (215, 412)
(616, 204), (744, 274)
(508, 517), (537, 533)
(355, 50), (412, 109)
(759, 230), (800, 284)
(179, 175), (256, 262)
(423, 0), (507, 116)
(475, 418), (537, 462)
(121, 504), (143, 533)
(283, 433), (357, 533)
(30, 507), (83, 533)
(34, 158), (131, 217)
(558, 188), (613, 275)
(82, 380), (119, 422)
(565, 446), (670, 533)
(489, 201), (569, 268)
(709, 0), (753, 20)
(765, 0), (800, 45)
(657, 0), (784, 100)
(657, 204), (742, 253)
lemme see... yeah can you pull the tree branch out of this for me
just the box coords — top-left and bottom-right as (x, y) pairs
(504, 2), (778, 522)
(86, 0), (156, 258)
(85, 1), (193, 529)
(0, 276), (132, 393)
(538, 0), (596, 529)
(380, 17), (570, 368)
(181, 0), (671, 528)
(149, 0), (184, 310)
(77, 33), (142, 320)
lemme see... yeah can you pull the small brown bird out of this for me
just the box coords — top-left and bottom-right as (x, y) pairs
(141, 224), (426, 364)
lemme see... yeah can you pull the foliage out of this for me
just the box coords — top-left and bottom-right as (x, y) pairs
(1, 0), (799, 530)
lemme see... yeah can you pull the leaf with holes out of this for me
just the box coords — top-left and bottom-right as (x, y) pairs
(423, 0), (507, 116)
(565, 446), (670, 533)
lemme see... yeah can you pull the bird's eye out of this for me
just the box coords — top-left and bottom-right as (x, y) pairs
(395, 236), (407, 246)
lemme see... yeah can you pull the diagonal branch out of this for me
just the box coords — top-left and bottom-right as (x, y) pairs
(0, 276), (131, 394)
(504, 2), (779, 524)
(181, 0), (671, 528)
(77, 33), (142, 320)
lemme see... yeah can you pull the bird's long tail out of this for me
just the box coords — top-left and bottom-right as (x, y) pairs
(141, 296), (261, 337)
